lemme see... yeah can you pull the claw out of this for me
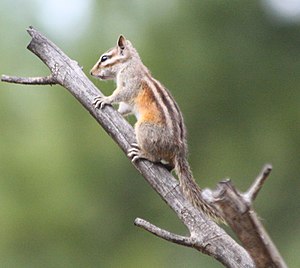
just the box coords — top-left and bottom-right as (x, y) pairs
(127, 148), (139, 158)
(93, 96), (110, 109)
(127, 144), (142, 162)
(130, 143), (139, 149)
(131, 155), (141, 162)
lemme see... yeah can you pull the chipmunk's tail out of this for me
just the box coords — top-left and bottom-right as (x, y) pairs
(174, 156), (225, 223)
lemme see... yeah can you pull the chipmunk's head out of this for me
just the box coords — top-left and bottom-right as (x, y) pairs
(90, 35), (135, 80)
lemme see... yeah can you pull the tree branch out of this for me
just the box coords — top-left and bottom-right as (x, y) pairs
(244, 164), (272, 203)
(205, 166), (287, 268)
(134, 218), (193, 247)
(1, 26), (265, 267)
(1, 74), (57, 85)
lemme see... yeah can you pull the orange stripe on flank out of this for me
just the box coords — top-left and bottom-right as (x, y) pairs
(135, 81), (165, 124)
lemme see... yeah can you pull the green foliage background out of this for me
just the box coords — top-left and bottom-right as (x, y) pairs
(1, 1), (299, 267)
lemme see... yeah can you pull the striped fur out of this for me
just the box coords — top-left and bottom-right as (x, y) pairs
(91, 35), (224, 223)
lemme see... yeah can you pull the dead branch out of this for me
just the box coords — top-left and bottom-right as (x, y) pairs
(134, 218), (193, 247)
(245, 164), (272, 203)
(204, 165), (287, 268)
(1, 74), (57, 85)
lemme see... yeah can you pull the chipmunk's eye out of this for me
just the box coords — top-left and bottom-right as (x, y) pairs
(100, 55), (109, 62)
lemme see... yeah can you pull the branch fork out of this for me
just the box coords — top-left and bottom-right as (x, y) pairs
(202, 164), (287, 268)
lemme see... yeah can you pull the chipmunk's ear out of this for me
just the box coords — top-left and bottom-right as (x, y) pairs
(117, 35), (126, 50)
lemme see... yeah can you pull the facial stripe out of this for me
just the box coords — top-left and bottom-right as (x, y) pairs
(98, 48), (120, 67)
(103, 58), (123, 68)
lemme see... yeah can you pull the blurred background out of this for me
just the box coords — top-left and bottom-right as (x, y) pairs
(1, 0), (300, 267)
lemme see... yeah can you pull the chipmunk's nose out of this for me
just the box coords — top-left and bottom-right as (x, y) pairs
(90, 64), (97, 76)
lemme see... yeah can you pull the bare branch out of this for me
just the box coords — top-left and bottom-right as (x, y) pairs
(208, 167), (287, 268)
(134, 218), (193, 247)
(1, 74), (57, 85)
(244, 164), (272, 203)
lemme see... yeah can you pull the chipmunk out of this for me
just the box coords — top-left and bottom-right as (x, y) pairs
(90, 35), (223, 222)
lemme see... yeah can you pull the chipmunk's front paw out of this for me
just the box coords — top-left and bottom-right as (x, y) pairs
(127, 143), (143, 162)
(93, 96), (111, 109)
